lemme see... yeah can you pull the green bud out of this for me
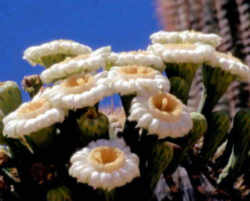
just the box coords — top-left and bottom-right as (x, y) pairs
(169, 77), (189, 104)
(77, 107), (109, 144)
(0, 81), (22, 115)
(200, 111), (230, 162)
(47, 185), (72, 201)
(218, 109), (250, 186)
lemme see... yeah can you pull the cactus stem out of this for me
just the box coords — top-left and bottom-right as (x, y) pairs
(201, 65), (236, 115)
(120, 94), (136, 117)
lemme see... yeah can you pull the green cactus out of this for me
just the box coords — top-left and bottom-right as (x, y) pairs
(180, 112), (207, 161)
(26, 126), (57, 152)
(165, 63), (200, 98)
(169, 77), (189, 104)
(200, 111), (230, 163)
(120, 94), (135, 116)
(0, 81), (22, 115)
(201, 65), (236, 115)
(0, 109), (3, 135)
(77, 107), (109, 144)
(146, 141), (173, 190)
(46, 185), (72, 201)
(218, 109), (250, 187)
(164, 112), (207, 174)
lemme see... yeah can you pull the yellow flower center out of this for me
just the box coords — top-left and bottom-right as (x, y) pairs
(61, 74), (94, 94)
(18, 98), (51, 119)
(88, 146), (125, 173)
(164, 43), (196, 50)
(148, 93), (183, 122)
(118, 65), (156, 79)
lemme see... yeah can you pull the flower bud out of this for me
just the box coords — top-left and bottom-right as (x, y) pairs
(22, 74), (42, 98)
(0, 81), (22, 115)
(77, 107), (109, 144)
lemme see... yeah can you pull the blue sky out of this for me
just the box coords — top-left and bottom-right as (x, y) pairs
(0, 0), (161, 101)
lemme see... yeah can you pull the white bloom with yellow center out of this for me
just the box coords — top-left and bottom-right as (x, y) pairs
(108, 65), (170, 96)
(2, 96), (66, 138)
(40, 46), (111, 83)
(128, 93), (193, 139)
(107, 50), (165, 71)
(42, 72), (113, 110)
(150, 30), (222, 47)
(69, 138), (140, 191)
(206, 51), (250, 81)
(148, 43), (214, 64)
(23, 39), (92, 66)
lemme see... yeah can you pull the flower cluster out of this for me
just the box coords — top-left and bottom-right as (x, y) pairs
(1, 30), (250, 201)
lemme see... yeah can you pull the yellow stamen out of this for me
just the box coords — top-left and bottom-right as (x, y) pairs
(88, 146), (125, 173)
(148, 93), (183, 122)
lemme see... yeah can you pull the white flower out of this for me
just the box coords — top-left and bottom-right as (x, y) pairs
(23, 39), (92, 67)
(107, 50), (165, 71)
(108, 65), (170, 96)
(40, 46), (111, 83)
(42, 72), (113, 110)
(69, 138), (140, 191)
(148, 43), (214, 64)
(206, 51), (250, 81)
(2, 96), (66, 138)
(150, 30), (222, 47)
(128, 93), (193, 139)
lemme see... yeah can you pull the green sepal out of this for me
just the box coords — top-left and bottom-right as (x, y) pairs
(0, 81), (22, 115)
(46, 185), (72, 201)
(217, 109), (250, 187)
(77, 107), (109, 144)
(146, 141), (173, 190)
(200, 111), (230, 163)
(200, 65), (236, 115)
(169, 76), (190, 104)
